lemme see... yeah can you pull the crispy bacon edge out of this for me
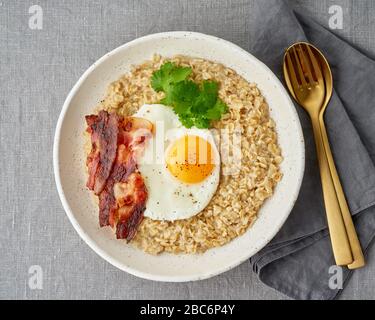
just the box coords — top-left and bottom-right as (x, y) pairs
(85, 111), (119, 195)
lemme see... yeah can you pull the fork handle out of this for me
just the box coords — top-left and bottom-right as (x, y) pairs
(310, 115), (353, 265)
(319, 115), (365, 269)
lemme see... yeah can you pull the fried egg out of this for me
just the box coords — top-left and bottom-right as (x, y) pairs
(134, 104), (220, 221)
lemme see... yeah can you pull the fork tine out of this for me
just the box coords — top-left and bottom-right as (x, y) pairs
(298, 44), (315, 84)
(285, 50), (300, 89)
(305, 44), (324, 86)
(292, 46), (307, 86)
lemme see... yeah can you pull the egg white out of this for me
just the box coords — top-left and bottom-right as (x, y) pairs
(134, 104), (220, 221)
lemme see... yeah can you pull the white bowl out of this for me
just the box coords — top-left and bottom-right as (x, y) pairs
(53, 31), (304, 282)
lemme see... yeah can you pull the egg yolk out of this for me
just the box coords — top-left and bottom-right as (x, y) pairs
(166, 135), (215, 183)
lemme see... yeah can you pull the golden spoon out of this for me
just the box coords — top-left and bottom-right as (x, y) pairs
(283, 42), (353, 266)
(314, 44), (365, 269)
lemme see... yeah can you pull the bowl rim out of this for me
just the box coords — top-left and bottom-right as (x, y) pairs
(53, 31), (305, 282)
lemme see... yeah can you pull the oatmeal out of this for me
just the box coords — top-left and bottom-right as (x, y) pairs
(92, 55), (282, 254)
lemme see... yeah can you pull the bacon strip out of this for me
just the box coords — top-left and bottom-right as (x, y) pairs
(85, 111), (119, 195)
(86, 111), (152, 241)
(98, 144), (137, 228)
(113, 172), (147, 240)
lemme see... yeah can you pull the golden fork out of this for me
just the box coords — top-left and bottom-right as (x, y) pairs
(283, 42), (353, 266)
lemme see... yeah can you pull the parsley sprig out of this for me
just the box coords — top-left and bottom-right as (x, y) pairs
(151, 62), (228, 128)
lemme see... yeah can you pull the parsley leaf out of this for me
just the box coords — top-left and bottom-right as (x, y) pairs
(191, 81), (219, 114)
(178, 113), (195, 128)
(206, 99), (228, 120)
(151, 62), (192, 92)
(165, 80), (199, 108)
(151, 62), (228, 128)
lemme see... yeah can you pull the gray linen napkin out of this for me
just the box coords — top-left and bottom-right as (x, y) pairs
(248, 0), (375, 300)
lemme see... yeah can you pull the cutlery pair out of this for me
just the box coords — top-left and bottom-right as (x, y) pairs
(283, 42), (365, 269)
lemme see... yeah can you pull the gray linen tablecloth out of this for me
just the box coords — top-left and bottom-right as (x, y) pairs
(1, 0), (375, 300)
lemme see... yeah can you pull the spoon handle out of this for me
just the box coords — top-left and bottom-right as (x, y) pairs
(310, 115), (353, 265)
(319, 115), (365, 269)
